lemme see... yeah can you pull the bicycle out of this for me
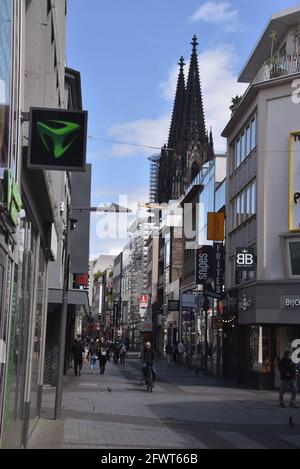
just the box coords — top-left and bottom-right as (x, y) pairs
(142, 362), (153, 392)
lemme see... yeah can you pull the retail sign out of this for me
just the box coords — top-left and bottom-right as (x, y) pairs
(207, 212), (225, 241)
(181, 293), (195, 310)
(3, 169), (22, 227)
(74, 273), (87, 287)
(140, 321), (152, 332)
(289, 131), (300, 232)
(235, 247), (255, 271)
(196, 245), (213, 285)
(280, 296), (300, 309)
(28, 107), (88, 171)
(168, 300), (179, 311)
(213, 243), (225, 295)
(139, 294), (148, 307)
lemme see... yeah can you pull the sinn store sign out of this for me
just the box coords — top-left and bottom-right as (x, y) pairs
(236, 248), (255, 271)
(289, 131), (300, 231)
(28, 107), (88, 171)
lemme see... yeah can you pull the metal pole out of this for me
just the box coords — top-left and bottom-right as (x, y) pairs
(54, 205), (70, 420)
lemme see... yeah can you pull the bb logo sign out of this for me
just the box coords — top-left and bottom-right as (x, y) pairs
(236, 248), (255, 271)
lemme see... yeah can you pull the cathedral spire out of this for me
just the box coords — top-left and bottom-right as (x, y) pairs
(167, 56), (186, 149)
(181, 35), (206, 148)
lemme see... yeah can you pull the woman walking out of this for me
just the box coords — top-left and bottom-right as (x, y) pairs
(87, 340), (97, 374)
(98, 343), (108, 374)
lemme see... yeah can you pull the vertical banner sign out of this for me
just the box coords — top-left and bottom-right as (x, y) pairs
(196, 245), (213, 285)
(236, 247), (255, 271)
(207, 212), (225, 241)
(213, 243), (225, 295)
(289, 131), (300, 232)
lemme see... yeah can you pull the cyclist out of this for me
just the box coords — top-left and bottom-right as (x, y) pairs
(141, 342), (157, 384)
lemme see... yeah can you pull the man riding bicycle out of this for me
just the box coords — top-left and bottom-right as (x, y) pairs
(140, 342), (157, 383)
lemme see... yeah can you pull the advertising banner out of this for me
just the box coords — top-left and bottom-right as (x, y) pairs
(289, 131), (300, 232)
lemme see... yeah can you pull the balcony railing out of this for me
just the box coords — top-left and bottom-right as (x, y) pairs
(263, 52), (300, 81)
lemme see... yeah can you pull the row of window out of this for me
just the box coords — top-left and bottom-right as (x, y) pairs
(234, 114), (257, 170)
(231, 180), (256, 230)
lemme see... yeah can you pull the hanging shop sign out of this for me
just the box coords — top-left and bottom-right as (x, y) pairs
(181, 293), (195, 310)
(213, 243), (225, 295)
(289, 131), (300, 232)
(235, 247), (255, 271)
(196, 245), (213, 285)
(207, 212), (225, 241)
(168, 300), (180, 311)
(3, 169), (22, 227)
(28, 107), (88, 171)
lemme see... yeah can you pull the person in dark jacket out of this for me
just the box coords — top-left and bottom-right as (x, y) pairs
(72, 339), (85, 376)
(279, 351), (298, 408)
(98, 343), (108, 375)
(165, 343), (173, 367)
(141, 342), (157, 382)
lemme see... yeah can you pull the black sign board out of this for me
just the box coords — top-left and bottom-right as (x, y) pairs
(214, 243), (225, 295)
(236, 247), (255, 271)
(196, 245), (213, 285)
(168, 300), (180, 311)
(28, 107), (88, 171)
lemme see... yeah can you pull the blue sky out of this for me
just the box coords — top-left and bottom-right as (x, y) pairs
(66, 0), (299, 258)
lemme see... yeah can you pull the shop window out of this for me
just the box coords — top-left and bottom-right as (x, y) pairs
(289, 241), (300, 275)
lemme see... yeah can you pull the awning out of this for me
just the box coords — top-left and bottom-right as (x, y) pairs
(48, 288), (89, 312)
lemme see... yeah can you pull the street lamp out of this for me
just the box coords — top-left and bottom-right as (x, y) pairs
(54, 203), (131, 420)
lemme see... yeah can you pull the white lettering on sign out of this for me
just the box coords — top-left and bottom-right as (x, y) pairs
(237, 253), (254, 265)
(285, 298), (300, 308)
(198, 253), (209, 280)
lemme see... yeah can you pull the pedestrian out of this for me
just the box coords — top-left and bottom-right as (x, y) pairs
(120, 343), (126, 365)
(173, 342), (179, 363)
(98, 343), (108, 375)
(72, 338), (85, 376)
(113, 341), (120, 364)
(86, 340), (97, 374)
(165, 342), (173, 366)
(279, 350), (298, 408)
(177, 341), (184, 364)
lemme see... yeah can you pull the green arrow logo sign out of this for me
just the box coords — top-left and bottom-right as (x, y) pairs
(37, 119), (81, 159)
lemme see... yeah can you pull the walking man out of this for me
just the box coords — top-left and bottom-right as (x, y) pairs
(72, 338), (85, 376)
(165, 342), (173, 367)
(279, 350), (298, 408)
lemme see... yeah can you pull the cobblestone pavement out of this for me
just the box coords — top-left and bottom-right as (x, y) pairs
(28, 353), (300, 449)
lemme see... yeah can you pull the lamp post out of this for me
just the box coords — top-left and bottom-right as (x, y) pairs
(54, 203), (131, 420)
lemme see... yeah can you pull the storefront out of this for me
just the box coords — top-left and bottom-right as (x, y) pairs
(223, 284), (300, 389)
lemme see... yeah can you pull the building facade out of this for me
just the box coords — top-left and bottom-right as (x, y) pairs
(223, 5), (300, 389)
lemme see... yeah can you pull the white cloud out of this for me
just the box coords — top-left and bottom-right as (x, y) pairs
(160, 44), (247, 152)
(106, 115), (170, 158)
(190, 1), (239, 33)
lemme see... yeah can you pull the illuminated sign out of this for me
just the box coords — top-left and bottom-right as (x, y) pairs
(289, 131), (300, 231)
(28, 107), (87, 171)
